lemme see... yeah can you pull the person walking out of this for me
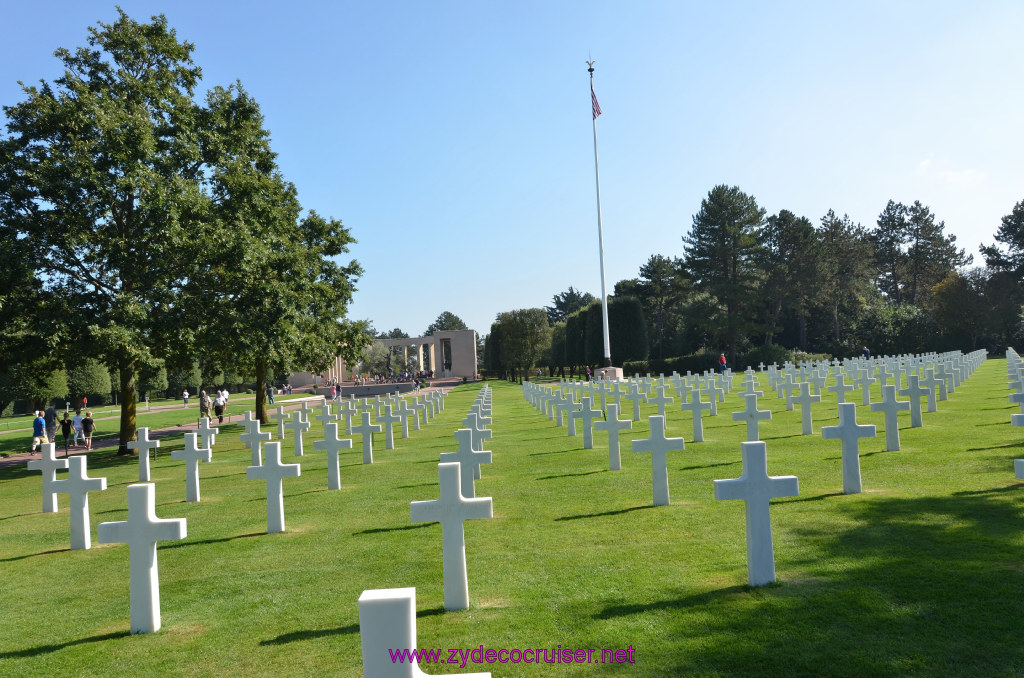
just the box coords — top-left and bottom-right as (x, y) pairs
(266, 384), (275, 405)
(718, 353), (727, 374)
(30, 411), (48, 453)
(44, 404), (58, 446)
(199, 390), (211, 420)
(72, 409), (84, 447)
(59, 413), (73, 456)
(213, 391), (226, 425)
(182, 389), (190, 407)
(81, 411), (96, 450)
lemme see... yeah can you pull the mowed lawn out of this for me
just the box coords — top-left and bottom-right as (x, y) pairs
(1, 359), (1023, 677)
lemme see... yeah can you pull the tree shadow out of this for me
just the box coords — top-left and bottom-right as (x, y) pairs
(595, 585), (750, 619)
(260, 623), (360, 646)
(0, 630), (129, 658)
(778, 491), (845, 504)
(967, 442), (1024, 451)
(161, 532), (264, 550)
(397, 482), (438, 489)
(529, 449), (573, 456)
(679, 460), (739, 471)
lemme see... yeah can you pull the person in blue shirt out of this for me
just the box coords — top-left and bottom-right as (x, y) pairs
(31, 411), (48, 453)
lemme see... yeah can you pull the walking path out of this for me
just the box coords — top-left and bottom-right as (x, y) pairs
(0, 382), (458, 469)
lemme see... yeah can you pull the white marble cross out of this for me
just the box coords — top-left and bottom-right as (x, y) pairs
(647, 384), (674, 418)
(679, 392), (711, 443)
(97, 483), (187, 633)
(51, 455), (107, 549)
(870, 384), (910, 451)
(463, 412), (493, 453)
(284, 409), (312, 456)
(28, 443), (68, 513)
(358, 587), (491, 678)
(239, 412), (272, 466)
(622, 385), (646, 422)
(246, 441), (301, 533)
(827, 373), (855, 404)
(410, 462), (493, 611)
(297, 399), (314, 424)
(337, 399), (357, 435)
(196, 417), (219, 450)
(919, 368), (941, 412)
(631, 415), (685, 506)
(700, 380), (720, 416)
(312, 422), (352, 490)
(440, 429), (492, 497)
(821, 403), (876, 494)
(732, 393), (772, 442)
(170, 432), (211, 503)
(129, 427), (160, 482)
(713, 441), (799, 587)
(594, 403), (632, 471)
(570, 396), (603, 449)
(780, 374), (799, 411)
(352, 412), (383, 464)
(314, 402), (336, 430)
(270, 405), (288, 440)
(791, 382), (822, 435)
(853, 370), (877, 406)
(395, 399), (414, 439)
(898, 374), (929, 427)
(378, 404), (402, 450)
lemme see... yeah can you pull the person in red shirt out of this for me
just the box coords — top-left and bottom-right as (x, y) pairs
(718, 353), (727, 374)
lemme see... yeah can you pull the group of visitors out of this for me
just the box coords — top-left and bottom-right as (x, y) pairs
(198, 387), (230, 424)
(30, 407), (93, 456)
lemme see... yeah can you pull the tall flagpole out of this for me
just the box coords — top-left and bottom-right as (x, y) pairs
(588, 60), (613, 368)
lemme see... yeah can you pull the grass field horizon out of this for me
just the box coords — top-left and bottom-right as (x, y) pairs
(1, 358), (1022, 676)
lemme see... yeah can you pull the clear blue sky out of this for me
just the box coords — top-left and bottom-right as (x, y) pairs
(3, 2), (1022, 339)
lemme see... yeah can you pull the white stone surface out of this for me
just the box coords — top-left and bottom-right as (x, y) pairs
(594, 403), (632, 471)
(791, 382), (822, 435)
(50, 455), (106, 549)
(713, 441), (798, 587)
(97, 483), (186, 633)
(379, 405), (402, 450)
(679, 393), (711, 443)
(463, 414), (493, 456)
(571, 396), (603, 450)
(270, 405), (288, 440)
(352, 412), (383, 464)
(312, 422), (352, 490)
(358, 587), (491, 678)
(870, 385), (910, 451)
(631, 415), (684, 506)
(899, 374), (929, 427)
(338, 399), (358, 435)
(647, 384), (674, 418)
(129, 427), (160, 482)
(396, 399), (415, 439)
(239, 412), (272, 466)
(732, 393), (771, 442)
(27, 443), (68, 513)
(439, 429), (492, 498)
(170, 432), (211, 503)
(821, 403), (876, 494)
(1016, 458), (1024, 479)
(284, 410), (312, 457)
(246, 441), (301, 533)
(410, 462), (493, 611)
(196, 417), (219, 450)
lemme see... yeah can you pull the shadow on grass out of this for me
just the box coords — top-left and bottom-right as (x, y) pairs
(162, 532), (264, 550)
(529, 449), (574, 457)
(762, 433), (803, 440)
(600, 492), (1024, 676)
(967, 442), (1024, 451)
(285, 488), (330, 498)
(397, 482), (438, 489)
(555, 505), (654, 521)
(0, 547), (69, 563)
(779, 491), (845, 504)
(353, 523), (433, 536)
(0, 512), (34, 522)
(260, 623), (360, 645)
(538, 470), (606, 480)
(952, 484), (1024, 497)
(0, 630), (130, 659)
(680, 461), (740, 471)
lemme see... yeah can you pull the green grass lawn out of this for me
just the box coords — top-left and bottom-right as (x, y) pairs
(1, 360), (1023, 676)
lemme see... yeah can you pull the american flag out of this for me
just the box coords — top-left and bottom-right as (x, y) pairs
(591, 85), (602, 120)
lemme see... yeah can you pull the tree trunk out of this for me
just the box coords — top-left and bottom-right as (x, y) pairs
(117, 356), (137, 455)
(255, 358), (268, 425)
(798, 314), (807, 351)
(833, 304), (841, 341)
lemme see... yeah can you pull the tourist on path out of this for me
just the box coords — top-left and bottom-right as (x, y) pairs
(44, 405), (58, 444)
(266, 384), (275, 404)
(72, 409), (84, 446)
(199, 390), (211, 420)
(30, 411), (47, 452)
(82, 411), (96, 450)
(719, 353), (727, 374)
(213, 392), (226, 424)
(182, 389), (190, 407)
(862, 346), (870, 359)
(59, 413), (73, 456)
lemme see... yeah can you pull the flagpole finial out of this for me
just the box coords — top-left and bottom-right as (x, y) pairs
(586, 59), (595, 73)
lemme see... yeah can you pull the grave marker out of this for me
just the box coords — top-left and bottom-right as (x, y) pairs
(312, 422), (352, 490)
(170, 432), (211, 503)
(821, 403), (876, 494)
(439, 429), (492, 498)
(50, 455), (107, 550)
(732, 394), (772, 442)
(27, 443), (68, 513)
(129, 427), (160, 482)
(631, 415), (684, 506)
(594, 403), (632, 471)
(246, 441), (301, 533)
(352, 412), (383, 464)
(284, 409), (312, 456)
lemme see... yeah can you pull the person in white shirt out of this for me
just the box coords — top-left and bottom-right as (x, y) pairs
(72, 410), (84, 447)
(213, 392), (226, 424)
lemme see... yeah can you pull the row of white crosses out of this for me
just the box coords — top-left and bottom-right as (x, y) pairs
(411, 387), (494, 611)
(1008, 348), (1024, 481)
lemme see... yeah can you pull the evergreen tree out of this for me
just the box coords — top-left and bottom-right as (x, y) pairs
(904, 200), (971, 305)
(816, 210), (874, 344)
(755, 210), (819, 349)
(871, 200), (908, 303)
(981, 199), (1024, 275)
(682, 185), (765, 363)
